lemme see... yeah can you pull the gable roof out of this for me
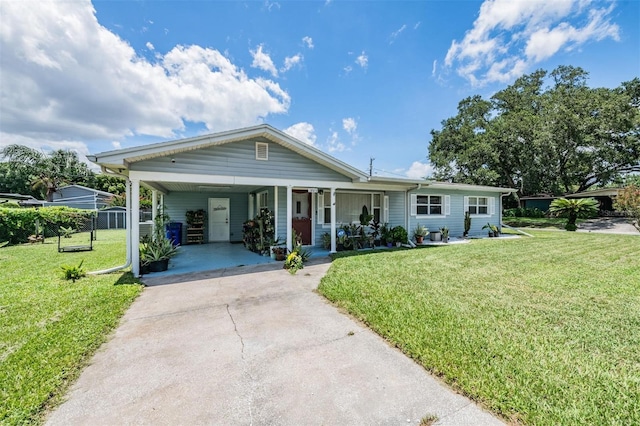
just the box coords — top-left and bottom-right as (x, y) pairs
(57, 184), (114, 197)
(88, 124), (369, 182)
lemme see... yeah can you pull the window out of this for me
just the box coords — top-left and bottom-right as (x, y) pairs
(319, 191), (383, 225)
(465, 196), (495, 216)
(468, 197), (488, 215)
(255, 142), (268, 160)
(257, 191), (268, 211)
(411, 194), (450, 217)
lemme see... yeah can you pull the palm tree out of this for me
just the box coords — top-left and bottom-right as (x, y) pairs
(549, 197), (599, 231)
(0, 145), (93, 201)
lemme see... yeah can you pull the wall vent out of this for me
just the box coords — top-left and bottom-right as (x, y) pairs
(255, 142), (268, 160)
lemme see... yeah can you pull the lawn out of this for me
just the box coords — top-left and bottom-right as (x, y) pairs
(0, 230), (142, 425)
(318, 231), (640, 425)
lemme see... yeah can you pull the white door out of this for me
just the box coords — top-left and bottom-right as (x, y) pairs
(208, 198), (230, 242)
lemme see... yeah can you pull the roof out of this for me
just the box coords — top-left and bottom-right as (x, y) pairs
(0, 193), (37, 200)
(368, 177), (517, 193)
(88, 124), (369, 182)
(566, 188), (621, 198)
(57, 184), (114, 197)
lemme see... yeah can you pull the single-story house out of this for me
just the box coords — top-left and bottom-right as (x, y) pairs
(44, 184), (114, 210)
(88, 124), (516, 276)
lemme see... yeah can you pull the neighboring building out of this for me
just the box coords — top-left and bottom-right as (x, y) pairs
(88, 124), (517, 276)
(45, 184), (114, 210)
(521, 188), (622, 216)
(0, 193), (44, 207)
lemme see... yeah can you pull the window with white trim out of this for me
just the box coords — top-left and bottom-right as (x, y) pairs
(464, 196), (495, 216)
(411, 194), (450, 217)
(320, 191), (383, 225)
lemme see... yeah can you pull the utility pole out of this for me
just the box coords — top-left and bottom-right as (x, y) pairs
(369, 157), (375, 177)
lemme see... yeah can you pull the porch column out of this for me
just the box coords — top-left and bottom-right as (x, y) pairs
(273, 186), (278, 240)
(151, 190), (158, 229)
(131, 178), (140, 277)
(286, 185), (293, 252)
(124, 178), (131, 269)
(330, 187), (337, 253)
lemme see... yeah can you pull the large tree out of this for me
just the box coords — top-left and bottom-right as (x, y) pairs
(0, 145), (94, 201)
(429, 66), (640, 199)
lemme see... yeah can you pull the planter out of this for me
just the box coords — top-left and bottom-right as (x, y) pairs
(443, 237), (449, 243)
(386, 242), (393, 248)
(430, 231), (442, 242)
(395, 242), (401, 247)
(415, 236), (424, 244)
(139, 262), (150, 275)
(148, 259), (169, 272)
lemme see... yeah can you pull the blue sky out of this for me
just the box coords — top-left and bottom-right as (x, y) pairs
(1, 0), (638, 178)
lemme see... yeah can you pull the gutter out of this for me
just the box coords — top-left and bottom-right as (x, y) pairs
(88, 166), (133, 275)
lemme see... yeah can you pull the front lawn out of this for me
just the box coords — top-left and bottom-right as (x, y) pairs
(319, 231), (640, 425)
(0, 230), (142, 425)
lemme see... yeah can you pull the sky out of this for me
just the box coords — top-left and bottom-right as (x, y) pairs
(1, 0), (638, 179)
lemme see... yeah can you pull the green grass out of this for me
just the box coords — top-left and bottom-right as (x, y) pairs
(318, 231), (640, 425)
(0, 230), (142, 425)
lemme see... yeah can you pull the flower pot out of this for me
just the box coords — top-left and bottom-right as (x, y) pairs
(416, 236), (424, 244)
(430, 231), (442, 242)
(139, 262), (150, 275)
(148, 259), (169, 272)
(386, 242), (393, 248)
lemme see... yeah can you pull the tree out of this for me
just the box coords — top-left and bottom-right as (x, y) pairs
(0, 145), (94, 201)
(549, 197), (599, 231)
(428, 66), (640, 199)
(614, 184), (640, 231)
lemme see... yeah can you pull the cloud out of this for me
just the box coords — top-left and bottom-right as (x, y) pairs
(111, 141), (121, 150)
(283, 122), (316, 146)
(390, 24), (407, 43)
(146, 42), (155, 50)
(327, 131), (345, 153)
(302, 36), (314, 49)
(405, 161), (434, 179)
(343, 65), (353, 75)
(250, 44), (279, 77)
(443, 0), (620, 86)
(414, 22), (421, 30)
(342, 117), (357, 134)
(355, 51), (368, 69)
(0, 1), (290, 158)
(263, 1), (280, 12)
(432, 60), (437, 77)
(281, 53), (302, 72)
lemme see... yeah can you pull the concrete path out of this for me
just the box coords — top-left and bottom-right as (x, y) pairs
(47, 260), (503, 426)
(577, 217), (639, 235)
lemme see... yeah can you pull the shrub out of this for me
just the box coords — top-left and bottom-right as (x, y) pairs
(0, 207), (95, 245)
(503, 207), (546, 218)
(391, 226), (408, 244)
(614, 184), (640, 230)
(60, 260), (86, 282)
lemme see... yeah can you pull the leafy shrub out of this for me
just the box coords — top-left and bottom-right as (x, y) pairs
(503, 207), (546, 218)
(614, 184), (640, 230)
(61, 260), (86, 282)
(391, 226), (408, 244)
(283, 244), (311, 274)
(0, 207), (94, 245)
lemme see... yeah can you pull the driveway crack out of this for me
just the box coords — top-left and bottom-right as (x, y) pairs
(225, 304), (253, 425)
(226, 304), (245, 358)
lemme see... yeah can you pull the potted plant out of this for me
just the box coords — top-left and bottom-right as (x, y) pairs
(440, 226), (449, 243)
(370, 219), (382, 247)
(391, 225), (408, 247)
(482, 222), (496, 237)
(463, 211), (471, 237)
(380, 224), (393, 247)
(271, 245), (287, 261)
(140, 206), (179, 273)
(413, 224), (428, 244)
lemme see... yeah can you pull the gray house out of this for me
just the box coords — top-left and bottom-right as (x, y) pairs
(88, 124), (516, 276)
(46, 184), (114, 210)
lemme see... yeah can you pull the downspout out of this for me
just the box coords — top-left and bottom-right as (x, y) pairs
(89, 166), (132, 275)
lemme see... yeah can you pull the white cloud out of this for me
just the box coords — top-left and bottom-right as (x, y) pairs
(111, 141), (121, 150)
(343, 65), (353, 75)
(443, 0), (620, 86)
(342, 117), (357, 134)
(355, 51), (368, 69)
(263, 1), (280, 12)
(432, 60), (437, 77)
(405, 161), (434, 179)
(283, 122), (316, 146)
(327, 131), (345, 153)
(146, 42), (155, 50)
(250, 44), (279, 77)
(0, 1), (290, 157)
(414, 22), (421, 30)
(281, 53), (302, 72)
(302, 36), (314, 49)
(390, 24), (407, 43)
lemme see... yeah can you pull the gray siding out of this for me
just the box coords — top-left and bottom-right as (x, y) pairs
(164, 191), (248, 243)
(386, 191), (406, 229)
(407, 189), (502, 238)
(131, 139), (352, 183)
(50, 186), (110, 209)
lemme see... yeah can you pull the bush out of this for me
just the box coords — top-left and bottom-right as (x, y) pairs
(0, 207), (95, 245)
(60, 260), (86, 282)
(503, 207), (546, 218)
(391, 226), (408, 244)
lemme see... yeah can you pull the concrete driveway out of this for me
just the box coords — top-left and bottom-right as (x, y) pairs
(47, 260), (502, 426)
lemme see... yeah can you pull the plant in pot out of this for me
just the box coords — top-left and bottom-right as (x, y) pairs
(140, 206), (178, 273)
(440, 226), (450, 243)
(380, 224), (393, 247)
(463, 211), (471, 237)
(413, 223), (428, 244)
(482, 223), (496, 237)
(370, 219), (382, 247)
(321, 232), (331, 250)
(391, 225), (408, 247)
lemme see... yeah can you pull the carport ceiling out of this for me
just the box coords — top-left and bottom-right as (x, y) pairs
(148, 182), (264, 194)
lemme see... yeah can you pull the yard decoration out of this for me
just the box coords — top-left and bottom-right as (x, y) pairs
(549, 197), (599, 231)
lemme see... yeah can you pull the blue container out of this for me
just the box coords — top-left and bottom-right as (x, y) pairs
(165, 222), (182, 246)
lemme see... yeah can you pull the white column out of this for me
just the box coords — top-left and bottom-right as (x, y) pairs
(286, 185), (293, 252)
(152, 190), (158, 224)
(131, 178), (140, 277)
(330, 187), (337, 253)
(125, 178), (131, 269)
(273, 186), (278, 241)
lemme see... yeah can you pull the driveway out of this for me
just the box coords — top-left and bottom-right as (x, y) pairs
(47, 260), (502, 426)
(577, 217), (639, 235)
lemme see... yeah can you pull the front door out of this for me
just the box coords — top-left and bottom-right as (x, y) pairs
(292, 191), (312, 245)
(208, 198), (230, 242)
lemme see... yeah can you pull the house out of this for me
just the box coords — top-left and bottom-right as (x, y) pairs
(0, 193), (44, 207)
(521, 188), (622, 216)
(88, 124), (516, 276)
(45, 184), (114, 210)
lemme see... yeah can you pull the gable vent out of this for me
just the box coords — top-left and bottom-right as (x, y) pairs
(255, 142), (268, 160)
